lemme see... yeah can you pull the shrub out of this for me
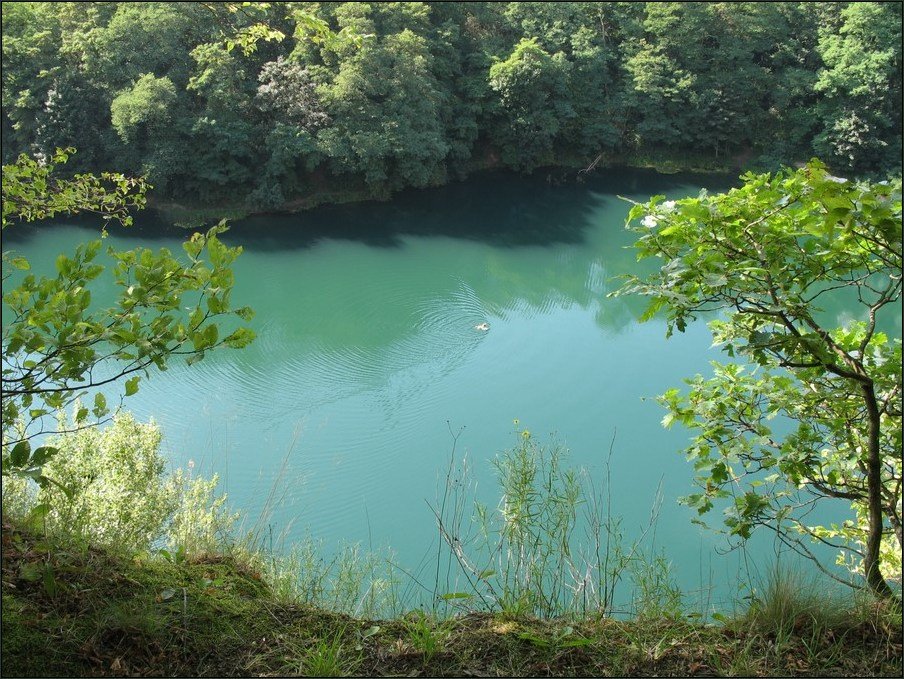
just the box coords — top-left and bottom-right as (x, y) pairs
(2, 411), (237, 556)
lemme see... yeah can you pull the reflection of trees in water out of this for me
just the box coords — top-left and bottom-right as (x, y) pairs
(221, 167), (727, 251)
(9, 168), (730, 383)
(3, 166), (733, 249)
(242, 168), (724, 364)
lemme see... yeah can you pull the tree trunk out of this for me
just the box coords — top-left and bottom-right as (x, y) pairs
(861, 381), (895, 600)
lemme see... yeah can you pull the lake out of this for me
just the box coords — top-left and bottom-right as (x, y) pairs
(6, 167), (872, 615)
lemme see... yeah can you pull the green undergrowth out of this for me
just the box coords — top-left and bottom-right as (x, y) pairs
(2, 519), (900, 678)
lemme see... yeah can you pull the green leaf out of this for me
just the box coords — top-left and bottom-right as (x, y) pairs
(439, 592), (472, 600)
(9, 257), (30, 270)
(234, 306), (254, 321)
(658, 224), (680, 236)
(560, 636), (593, 648)
(19, 563), (42, 582)
(29, 446), (57, 466)
(124, 376), (140, 396)
(43, 567), (58, 597)
(10, 441), (30, 468)
(26, 503), (51, 526)
(186, 351), (205, 366)
(93, 392), (107, 417)
(224, 327), (255, 349)
(36, 475), (74, 500)
(518, 632), (549, 647)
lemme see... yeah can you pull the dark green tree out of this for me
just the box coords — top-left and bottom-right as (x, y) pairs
(3, 2), (902, 211)
(814, 2), (903, 175)
(487, 37), (573, 170)
(315, 5), (449, 194)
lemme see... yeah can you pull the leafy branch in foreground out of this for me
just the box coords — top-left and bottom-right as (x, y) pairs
(614, 160), (902, 600)
(1, 149), (255, 487)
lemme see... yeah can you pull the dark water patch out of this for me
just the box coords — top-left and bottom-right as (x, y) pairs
(3, 167), (737, 251)
(224, 167), (736, 251)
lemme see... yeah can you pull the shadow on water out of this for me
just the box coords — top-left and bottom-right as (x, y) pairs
(2, 166), (742, 353)
(223, 167), (732, 251)
(3, 167), (735, 251)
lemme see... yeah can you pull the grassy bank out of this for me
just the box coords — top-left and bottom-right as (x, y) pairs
(2, 518), (900, 678)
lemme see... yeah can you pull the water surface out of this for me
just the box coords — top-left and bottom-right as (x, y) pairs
(9, 168), (882, 613)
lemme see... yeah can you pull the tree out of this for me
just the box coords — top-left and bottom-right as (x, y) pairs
(246, 56), (329, 208)
(4, 2), (902, 210)
(1, 2), (65, 162)
(615, 160), (902, 599)
(487, 37), (573, 170)
(814, 2), (903, 175)
(501, 2), (628, 154)
(316, 19), (449, 193)
(624, 2), (775, 158)
(110, 74), (179, 144)
(751, 2), (823, 167)
(1, 148), (255, 487)
(255, 56), (329, 130)
(182, 43), (259, 203)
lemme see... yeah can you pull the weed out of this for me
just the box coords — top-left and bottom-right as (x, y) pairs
(741, 566), (841, 638)
(2, 412), (237, 559)
(431, 427), (663, 619)
(2, 415), (901, 677)
(629, 548), (684, 620)
(2, 519), (900, 679)
(401, 610), (451, 662)
(518, 624), (594, 651)
(707, 633), (763, 677)
(297, 631), (360, 677)
(799, 621), (846, 672)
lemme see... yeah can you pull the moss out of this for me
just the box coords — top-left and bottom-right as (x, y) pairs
(1, 594), (58, 677)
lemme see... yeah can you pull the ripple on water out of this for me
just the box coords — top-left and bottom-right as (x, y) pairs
(122, 274), (507, 543)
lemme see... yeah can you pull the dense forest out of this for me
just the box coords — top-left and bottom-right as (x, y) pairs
(2, 1), (901, 213)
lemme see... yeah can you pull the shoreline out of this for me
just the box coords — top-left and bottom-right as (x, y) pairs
(147, 151), (752, 228)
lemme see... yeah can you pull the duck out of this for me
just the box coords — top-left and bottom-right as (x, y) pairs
(474, 322), (490, 331)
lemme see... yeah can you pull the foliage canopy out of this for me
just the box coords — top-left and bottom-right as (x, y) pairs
(2, 2), (900, 211)
(617, 160), (902, 598)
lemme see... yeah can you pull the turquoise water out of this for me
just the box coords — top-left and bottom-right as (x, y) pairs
(8, 168), (886, 613)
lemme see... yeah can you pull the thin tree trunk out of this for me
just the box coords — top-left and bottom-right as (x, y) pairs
(861, 381), (895, 600)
